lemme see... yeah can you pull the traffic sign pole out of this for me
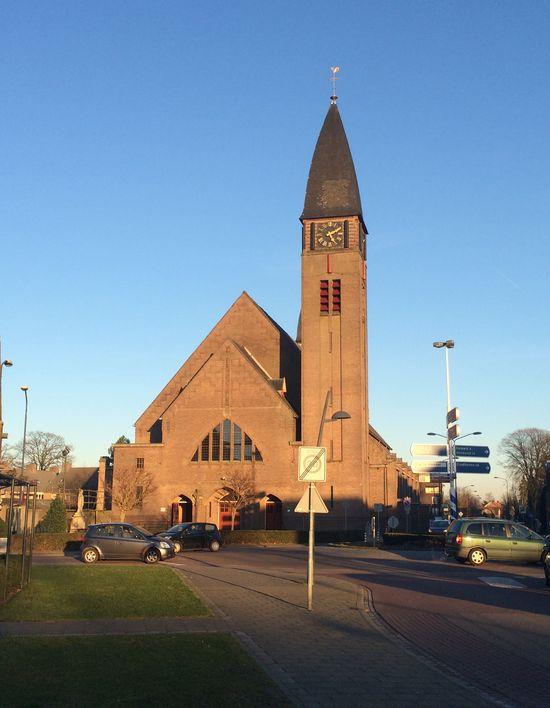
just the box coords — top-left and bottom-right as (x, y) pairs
(307, 482), (314, 611)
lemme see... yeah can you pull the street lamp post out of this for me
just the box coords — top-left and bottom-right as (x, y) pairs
(462, 484), (476, 517)
(61, 447), (70, 498)
(307, 389), (351, 611)
(0, 341), (14, 460)
(20, 387), (29, 479)
(432, 340), (458, 519)
(495, 476), (510, 519)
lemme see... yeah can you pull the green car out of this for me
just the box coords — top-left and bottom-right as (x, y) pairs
(445, 518), (549, 566)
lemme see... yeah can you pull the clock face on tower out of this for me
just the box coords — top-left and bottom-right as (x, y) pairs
(315, 221), (344, 249)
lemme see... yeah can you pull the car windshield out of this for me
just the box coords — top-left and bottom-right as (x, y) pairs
(132, 525), (153, 537)
(167, 523), (191, 533)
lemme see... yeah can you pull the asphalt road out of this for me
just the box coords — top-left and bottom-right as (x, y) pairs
(168, 545), (550, 707)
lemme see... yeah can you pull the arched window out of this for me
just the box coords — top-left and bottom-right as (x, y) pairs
(191, 419), (263, 463)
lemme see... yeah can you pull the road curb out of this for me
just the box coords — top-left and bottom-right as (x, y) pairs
(360, 584), (514, 708)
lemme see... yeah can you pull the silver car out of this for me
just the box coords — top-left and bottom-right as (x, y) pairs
(81, 523), (175, 564)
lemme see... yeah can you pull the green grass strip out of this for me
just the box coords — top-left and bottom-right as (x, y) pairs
(0, 565), (208, 620)
(0, 634), (290, 707)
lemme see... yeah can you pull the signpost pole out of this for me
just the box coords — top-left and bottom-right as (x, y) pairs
(443, 346), (459, 521)
(307, 482), (315, 611)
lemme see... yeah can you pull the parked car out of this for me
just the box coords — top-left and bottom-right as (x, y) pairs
(159, 522), (222, 553)
(80, 523), (176, 564)
(428, 518), (450, 534)
(445, 518), (550, 566)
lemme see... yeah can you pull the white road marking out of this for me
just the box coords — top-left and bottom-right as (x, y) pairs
(480, 576), (525, 589)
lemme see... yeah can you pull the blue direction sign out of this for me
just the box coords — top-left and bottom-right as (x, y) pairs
(455, 461), (491, 474)
(455, 445), (490, 458)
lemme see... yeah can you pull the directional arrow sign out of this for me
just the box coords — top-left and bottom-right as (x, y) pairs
(410, 443), (447, 457)
(412, 460), (448, 474)
(419, 473), (451, 483)
(455, 461), (491, 474)
(455, 445), (490, 458)
(294, 485), (329, 514)
(447, 423), (460, 440)
(446, 407), (460, 426)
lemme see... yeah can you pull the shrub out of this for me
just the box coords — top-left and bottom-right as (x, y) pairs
(36, 497), (68, 533)
(8, 533), (83, 553)
(220, 529), (364, 545)
(0, 515), (8, 536)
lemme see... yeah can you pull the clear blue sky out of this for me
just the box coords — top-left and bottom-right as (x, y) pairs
(2, 1), (549, 499)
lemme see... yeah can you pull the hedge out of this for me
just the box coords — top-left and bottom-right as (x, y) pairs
(7, 533), (84, 554)
(220, 529), (364, 545)
(382, 532), (445, 549)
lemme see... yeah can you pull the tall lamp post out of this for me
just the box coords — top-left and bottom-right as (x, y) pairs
(462, 484), (476, 517)
(307, 389), (351, 611)
(20, 387), (29, 479)
(432, 340), (458, 519)
(494, 476), (510, 519)
(0, 343), (14, 460)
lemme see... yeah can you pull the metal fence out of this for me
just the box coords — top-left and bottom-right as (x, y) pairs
(0, 473), (38, 603)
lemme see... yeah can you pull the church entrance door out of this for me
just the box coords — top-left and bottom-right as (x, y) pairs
(171, 495), (193, 525)
(265, 495), (282, 530)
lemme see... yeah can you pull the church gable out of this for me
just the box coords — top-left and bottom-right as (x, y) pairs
(159, 338), (297, 463)
(165, 338), (297, 417)
(135, 291), (299, 440)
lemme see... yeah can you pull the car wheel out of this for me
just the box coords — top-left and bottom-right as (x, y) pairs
(173, 540), (182, 554)
(144, 548), (160, 564)
(209, 540), (220, 552)
(468, 548), (486, 566)
(82, 547), (99, 564)
(541, 550), (549, 564)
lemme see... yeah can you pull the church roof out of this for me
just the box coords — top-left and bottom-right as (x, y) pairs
(301, 103), (364, 226)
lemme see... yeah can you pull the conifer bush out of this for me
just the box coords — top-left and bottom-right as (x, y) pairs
(35, 496), (68, 533)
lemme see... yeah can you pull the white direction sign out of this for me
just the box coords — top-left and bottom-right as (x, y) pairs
(411, 460), (448, 473)
(298, 446), (327, 482)
(410, 443), (447, 457)
(419, 474), (451, 483)
(295, 485), (329, 514)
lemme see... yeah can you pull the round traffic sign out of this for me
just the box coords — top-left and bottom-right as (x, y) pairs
(303, 454), (323, 475)
(388, 516), (399, 530)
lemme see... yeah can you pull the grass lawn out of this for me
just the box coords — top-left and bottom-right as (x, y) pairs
(0, 565), (208, 621)
(0, 633), (290, 707)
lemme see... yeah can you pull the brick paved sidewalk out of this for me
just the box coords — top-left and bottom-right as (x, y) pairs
(172, 555), (503, 708)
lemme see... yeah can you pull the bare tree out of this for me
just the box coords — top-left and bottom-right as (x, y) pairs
(14, 431), (73, 472)
(223, 470), (255, 530)
(499, 428), (550, 513)
(458, 488), (482, 517)
(109, 466), (156, 522)
(0, 444), (17, 472)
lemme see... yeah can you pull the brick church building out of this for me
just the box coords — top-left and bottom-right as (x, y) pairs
(111, 97), (425, 531)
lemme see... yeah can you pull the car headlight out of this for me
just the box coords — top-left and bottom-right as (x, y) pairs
(159, 541), (171, 549)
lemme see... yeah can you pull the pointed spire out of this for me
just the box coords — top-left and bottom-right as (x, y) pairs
(301, 102), (364, 225)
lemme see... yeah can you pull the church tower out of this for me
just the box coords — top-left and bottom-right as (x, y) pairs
(300, 99), (369, 515)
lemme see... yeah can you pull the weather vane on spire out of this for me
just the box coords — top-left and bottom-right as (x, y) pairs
(330, 66), (340, 103)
